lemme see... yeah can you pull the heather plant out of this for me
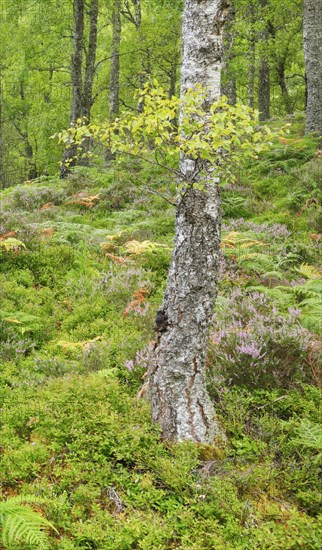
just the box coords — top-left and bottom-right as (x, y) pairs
(208, 290), (318, 389)
(9, 184), (66, 211)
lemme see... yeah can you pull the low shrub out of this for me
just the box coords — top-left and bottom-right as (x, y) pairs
(208, 290), (318, 389)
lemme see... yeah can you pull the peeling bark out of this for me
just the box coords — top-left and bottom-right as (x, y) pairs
(148, 0), (228, 444)
(303, 0), (322, 138)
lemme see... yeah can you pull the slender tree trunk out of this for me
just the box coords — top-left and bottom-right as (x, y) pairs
(106, 0), (121, 161)
(19, 81), (37, 180)
(303, 0), (322, 138)
(109, 0), (121, 121)
(132, 0), (142, 88)
(168, 62), (177, 99)
(82, 0), (99, 163)
(148, 0), (228, 444)
(133, 0), (145, 112)
(258, 0), (270, 121)
(83, 0), (99, 122)
(121, 0), (144, 110)
(25, 138), (37, 180)
(248, 2), (255, 109)
(276, 60), (293, 115)
(60, 0), (85, 178)
(221, 2), (236, 105)
(0, 73), (3, 186)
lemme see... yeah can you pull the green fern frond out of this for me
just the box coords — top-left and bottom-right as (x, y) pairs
(238, 253), (276, 274)
(297, 263), (322, 279)
(0, 238), (26, 252)
(0, 496), (56, 549)
(261, 271), (284, 280)
(293, 421), (322, 460)
(124, 240), (170, 255)
(300, 298), (322, 333)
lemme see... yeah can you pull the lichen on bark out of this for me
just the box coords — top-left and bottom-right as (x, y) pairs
(148, 0), (228, 444)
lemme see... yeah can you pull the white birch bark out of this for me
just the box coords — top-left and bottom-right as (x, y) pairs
(303, 0), (322, 137)
(148, 0), (228, 444)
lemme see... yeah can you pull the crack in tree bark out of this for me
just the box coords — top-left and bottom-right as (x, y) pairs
(148, 0), (228, 444)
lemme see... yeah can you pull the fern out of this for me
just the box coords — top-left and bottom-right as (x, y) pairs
(221, 231), (268, 251)
(0, 311), (42, 336)
(56, 335), (103, 352)
(297, 263), (322, 280)
(238, 253), (276, 274)
(299, 298), (322, 333)
(293, 421), (322, 462)
(0, 495), (56, 549)
(0, 238), (26, 252)
(123, 240), (170, 255)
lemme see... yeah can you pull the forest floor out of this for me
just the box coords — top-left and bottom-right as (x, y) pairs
(0, 115), (321, 549)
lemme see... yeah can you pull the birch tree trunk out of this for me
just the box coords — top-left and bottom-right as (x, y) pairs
(221, 2), (236, 105)
(258, 0), (270, 121)
(82, 0), (99, 163)
(0, 72), (3, 185)
(106, 0), (121, 161)
(109, 0), (121, 122)
(148, 0), (228, 444)
(60, 0), (84, 178)
(303, 0), (322, 138)
(248, 2), (256, 109)
(83, 0), (99, 123)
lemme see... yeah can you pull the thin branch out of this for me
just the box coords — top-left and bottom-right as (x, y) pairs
(120, 150), (180, 178)
(129, 176), (176, 206)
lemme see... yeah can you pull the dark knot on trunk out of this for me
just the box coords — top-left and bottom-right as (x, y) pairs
(155, 308), (169, 333)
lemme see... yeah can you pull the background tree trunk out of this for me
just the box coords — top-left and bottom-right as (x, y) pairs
(148, 0), (228, 444)
(303, 0), (322, 138)
(221, 2), (237, 105)
(121, 0), (145, 111)
(0, 72), (3, 186)
(109, 0), (121, 122)
(106, 0), (121, 161)
(247, 2), (256, 109)
(82, 0), (99, 163)
(276, 60), (293, 115)
(258, 0), (270, 121)
(83, 0), (99, 122)
(61, 0), (85, 178)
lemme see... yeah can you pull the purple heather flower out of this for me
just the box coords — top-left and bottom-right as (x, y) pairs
(124, 360), (134, 371)
(237, 342), (263, 359)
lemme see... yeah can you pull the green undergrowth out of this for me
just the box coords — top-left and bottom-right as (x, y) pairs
(0, 118), (321, 548)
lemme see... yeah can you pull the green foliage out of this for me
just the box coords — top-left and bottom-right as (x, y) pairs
(0, 495), (55, 549)
(293, 420), (322, 462)
(56, 84), (278, 191)
(0, 238), (26, 252)
(0, 118), (321, 548)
